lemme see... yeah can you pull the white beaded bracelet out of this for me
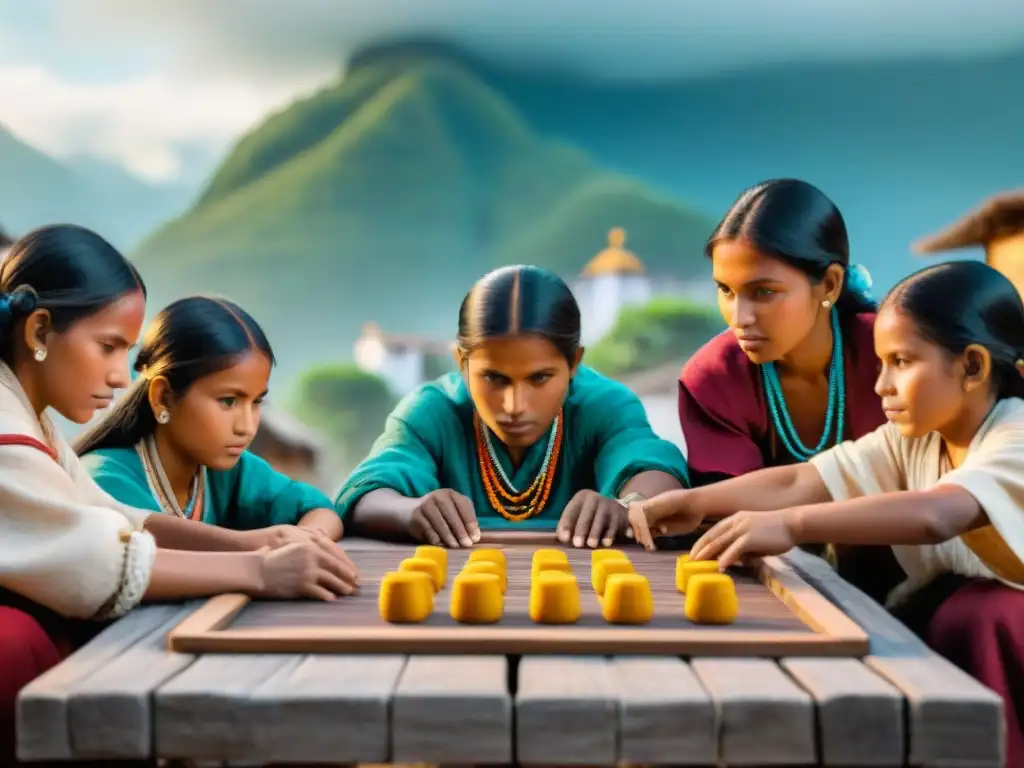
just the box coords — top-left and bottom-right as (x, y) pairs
(97, 530), (157, 619)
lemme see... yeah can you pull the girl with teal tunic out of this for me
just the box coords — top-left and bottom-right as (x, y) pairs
(335, 265), (690, 549)
(75, 296), (350, 551)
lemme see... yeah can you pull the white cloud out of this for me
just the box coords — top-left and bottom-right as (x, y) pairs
(3, 0), (1021, 183)
(0, 63), (328, 183)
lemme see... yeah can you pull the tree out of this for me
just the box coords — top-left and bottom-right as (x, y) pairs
(585, 297), (725, 379)
(291, 363), (396, 469)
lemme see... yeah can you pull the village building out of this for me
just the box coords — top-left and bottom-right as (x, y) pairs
(573, 228), (653, 345)
(353, 321), (455, 397)
(914, 189), (1024, 295)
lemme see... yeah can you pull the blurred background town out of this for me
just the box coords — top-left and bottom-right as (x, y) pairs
(2, 1), (1021, 492)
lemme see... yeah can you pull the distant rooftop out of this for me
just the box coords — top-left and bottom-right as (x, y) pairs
(581, 228), (645, 277)
(359, 322), (453, 355)
(914, 189), (1024, 254)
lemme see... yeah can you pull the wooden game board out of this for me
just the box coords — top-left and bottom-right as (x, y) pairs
(167, 533), (869, 657)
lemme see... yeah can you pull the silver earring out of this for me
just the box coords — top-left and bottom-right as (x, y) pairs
(822, 299), (833, 309)
(33, 348), (47, 362)
(156, 410), (170, 424)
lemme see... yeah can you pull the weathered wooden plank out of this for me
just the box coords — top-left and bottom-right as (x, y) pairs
(154, 654), (299, 760)
(867, 656), (1004, 768)
(16, 604), (188, 762)
(691, 658), (815, 766)
(244, 654), (407, 764)
(66, 603), (200, 759)
(785, 548), (1006, 768)
(392, 655), (512, 764)
(610, 657), (716, 766)
(516, 656), (617, 765)
(781, 657), (904, 766)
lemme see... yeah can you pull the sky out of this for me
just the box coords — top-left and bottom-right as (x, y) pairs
(1, 0), (1022, 184)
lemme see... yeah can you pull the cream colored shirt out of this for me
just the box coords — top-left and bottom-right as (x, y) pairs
(810, 397), (1024, 606)
(0, 362), (156, 619)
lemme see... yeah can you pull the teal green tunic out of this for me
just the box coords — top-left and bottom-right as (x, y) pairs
(334, 366), (690, 530)
(79, 448), (336, 530)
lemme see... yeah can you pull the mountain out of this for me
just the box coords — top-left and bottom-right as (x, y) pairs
(130, 58), (716, 385)
(349, 40), (1024, 293)
(0, 126), (192, 250)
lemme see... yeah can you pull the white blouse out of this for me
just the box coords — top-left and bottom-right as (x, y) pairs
(810, 397), (1024, 607)
(0, 362), (156, 619)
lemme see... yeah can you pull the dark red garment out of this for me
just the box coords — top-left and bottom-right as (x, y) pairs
(894, 574), (1024, 767)
(0, 599), (70, 765)
(676, 311), (905, 603)
(0, 434), (100, 766)
(678, 311), (884, 481)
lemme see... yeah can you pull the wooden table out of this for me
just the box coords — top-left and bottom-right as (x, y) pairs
(17, 542), (1006, 767)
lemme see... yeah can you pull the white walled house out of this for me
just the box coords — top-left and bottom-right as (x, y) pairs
(574, 228), (652, 346)
(353, 322), (454, 397)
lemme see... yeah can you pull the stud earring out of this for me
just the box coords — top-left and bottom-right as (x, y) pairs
(822, 299), (833, 309)
(33, 348), (47, 362)
(156, 410), (170, 424)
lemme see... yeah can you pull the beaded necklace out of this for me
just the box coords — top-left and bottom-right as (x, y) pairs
(136, 435), (204, 520)
(474, 410), (563, 521)
(760, 309), (846, 461)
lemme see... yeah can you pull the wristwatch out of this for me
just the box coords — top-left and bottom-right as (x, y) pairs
(617, 492), (647, 509)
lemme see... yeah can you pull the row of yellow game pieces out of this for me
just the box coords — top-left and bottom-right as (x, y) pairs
(377, 546), (738, 626)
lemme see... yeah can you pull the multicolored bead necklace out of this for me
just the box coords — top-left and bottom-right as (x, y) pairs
(474, 410), (563, 521)
(137, 435), (204, 520)
(760, 309), (846, 461)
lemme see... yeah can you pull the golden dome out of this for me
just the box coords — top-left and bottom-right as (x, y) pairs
(582, 228), (645, 276)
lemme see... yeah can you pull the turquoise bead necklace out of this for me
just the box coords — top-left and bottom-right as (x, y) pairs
(760, 309), (845, 461)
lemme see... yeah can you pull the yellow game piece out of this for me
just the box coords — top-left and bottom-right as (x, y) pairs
(674, 554), (692, 591)
(449, 572), (503, 624)
(378, 571), (434, 623)
(462, 560), (507, 593)
(591, 549), (629, 568)
(676, 559), (719, 592)
(414, 545), (448, 588)
(529, 571), (580, 624)
(399, 556), (443, 593)
(532, 550), (570, 579)
(592, 558), (634, 595)
(468, 548), (507, 570)
(684, 573), (739, 625)
(601, 573), (654, 625)
(534, 559), (573, 579)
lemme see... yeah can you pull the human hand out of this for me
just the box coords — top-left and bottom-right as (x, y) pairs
(556, 490), (629, 548)
(408, 489), (480, 548)
(246, 524), (360, 583)
(689, 509), (797, 569)
(627, 490), (703, 551)
(256, 541), (360, 600)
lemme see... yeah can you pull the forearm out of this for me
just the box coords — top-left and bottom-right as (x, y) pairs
(620, 470), (684, 499)
(298, 508), (344, 540)
(143, 513), (250, 551)
(688, 463), (829, 520)
(788, 486), (986, 547)
(144, 549), (264, 600)
(348, 488), (419, 540)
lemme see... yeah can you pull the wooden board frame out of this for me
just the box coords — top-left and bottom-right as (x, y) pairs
(167, 533), (869, 657)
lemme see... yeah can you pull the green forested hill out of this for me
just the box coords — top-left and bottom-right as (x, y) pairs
(131, 55), (715, 384)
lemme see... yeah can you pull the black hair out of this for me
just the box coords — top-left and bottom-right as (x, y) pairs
(882, 261), (1024, 401)
(75, 295), (276, 456)
(456, 265), (581, 364)
(0, 224), (146, 364)
(706, 178), (876, 315)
